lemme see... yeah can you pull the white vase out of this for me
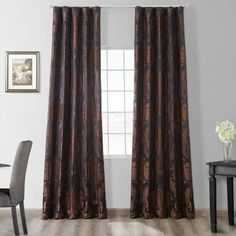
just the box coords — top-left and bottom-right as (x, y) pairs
(223, 142), (232, 162)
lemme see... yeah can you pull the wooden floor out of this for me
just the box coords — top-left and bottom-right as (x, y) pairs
(0, 209), (235, 235)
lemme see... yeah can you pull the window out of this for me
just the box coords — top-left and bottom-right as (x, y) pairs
(101, 49), (134, 158)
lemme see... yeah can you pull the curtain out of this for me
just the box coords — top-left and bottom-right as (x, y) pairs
(130, 7), (195, 219)
(42, 7), (107, 219)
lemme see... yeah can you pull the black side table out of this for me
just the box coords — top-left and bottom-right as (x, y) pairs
(207, 161), (236, 233)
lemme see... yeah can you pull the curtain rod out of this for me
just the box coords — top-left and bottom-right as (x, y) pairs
(50, 4), (188, 9)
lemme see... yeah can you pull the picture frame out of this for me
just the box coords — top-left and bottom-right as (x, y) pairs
(6, 51), (40, 92)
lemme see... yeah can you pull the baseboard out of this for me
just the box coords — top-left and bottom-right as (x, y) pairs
(108, 208), (233, 217)
(195, 208), (235, 216)
(107, 208), (130, 217)
(22, 208), (234, 217)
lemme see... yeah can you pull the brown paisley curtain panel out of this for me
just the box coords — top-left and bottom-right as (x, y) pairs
(130, 7), (194, 219)
(42, 7), (107, 219)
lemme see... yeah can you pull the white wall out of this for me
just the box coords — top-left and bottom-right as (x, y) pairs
(0, 0), (236, 209)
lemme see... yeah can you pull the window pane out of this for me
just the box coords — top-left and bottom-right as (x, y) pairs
(101, 71), (107, 91)
(108, 71), (124, 90)
(125, 71), (134, 90)
(109, 113), (125, 133)
(126, 134), (133, 155)
(102, 113), (108, 133)
(103, 134), (108, 155)
(101, 49), (135, 158)
(101, 50), (107, 69)
(102, 92), (108, 112)
(125, 92), (134, 112)
(101, 50), (107, 70)
(108, 50), (123, 70)
(125, 112), (133, 133)
(124, 50), (134, 70)
(108, 92), (124, 112)
(109, 134), (125, 155)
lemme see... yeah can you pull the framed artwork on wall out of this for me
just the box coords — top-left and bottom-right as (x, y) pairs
(6, 51), (40, 92)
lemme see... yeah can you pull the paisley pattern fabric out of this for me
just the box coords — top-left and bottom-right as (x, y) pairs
(130, 7), (195, 219)
(42, 7), (107, 219)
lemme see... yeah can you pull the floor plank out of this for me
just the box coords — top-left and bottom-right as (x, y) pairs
(0, 209), (235, 235)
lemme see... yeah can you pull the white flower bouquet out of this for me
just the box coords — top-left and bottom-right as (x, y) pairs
(215, 120), (236, 162)
(215, 120), (236, 144)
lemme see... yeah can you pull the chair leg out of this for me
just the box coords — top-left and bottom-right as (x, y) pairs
(11, 206), (19, 236)
(20, 201), (28, 234)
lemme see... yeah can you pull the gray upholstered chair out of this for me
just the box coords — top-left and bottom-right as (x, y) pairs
(0, 141), (32, 235)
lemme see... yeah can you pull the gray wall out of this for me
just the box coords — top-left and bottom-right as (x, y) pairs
(0, 0), (235, 209)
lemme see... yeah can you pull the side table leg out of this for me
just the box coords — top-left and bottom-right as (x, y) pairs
(210, 176), (217, 233)
(227, 177), (234, 225)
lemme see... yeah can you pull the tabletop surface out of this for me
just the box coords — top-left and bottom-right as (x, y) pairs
(206, 161), (236, 166)
(0, 164), (10, 167)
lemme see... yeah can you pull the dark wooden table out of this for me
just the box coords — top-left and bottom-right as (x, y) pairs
(207, 161), (236, 233)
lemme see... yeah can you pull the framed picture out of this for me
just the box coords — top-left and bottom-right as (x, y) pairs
(6, 51), (40, 92)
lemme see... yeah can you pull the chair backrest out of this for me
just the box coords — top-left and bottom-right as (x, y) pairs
(9, 141), (32, 206)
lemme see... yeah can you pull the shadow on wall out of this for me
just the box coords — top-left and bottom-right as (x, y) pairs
(185, 6), (205, 208)
(104, 158), (132, 208)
